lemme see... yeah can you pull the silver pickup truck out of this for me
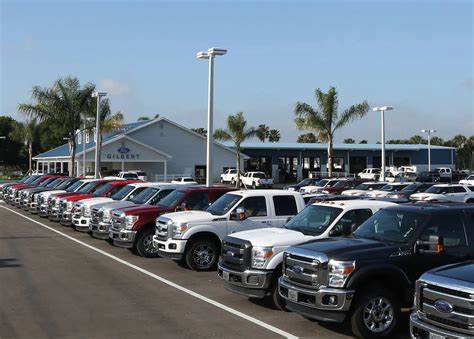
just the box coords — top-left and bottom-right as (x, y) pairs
(410, 261), (474, 339)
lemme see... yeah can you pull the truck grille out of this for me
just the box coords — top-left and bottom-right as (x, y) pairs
(91, 207), (102, 223)
(418, 282), (474, 335)
(283, 253), (320, 288)
(111, 212), (125, 231)
(155, 217), (172, 240)
(221, 237), (252, 271)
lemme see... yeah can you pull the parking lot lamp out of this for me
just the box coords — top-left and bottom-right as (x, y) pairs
(421, 129), (437, 171)
(82, 116), (95, 177)
(92, 91), (107, 179)
(372, 106), (393, 181)
(197, 47), (227, 186)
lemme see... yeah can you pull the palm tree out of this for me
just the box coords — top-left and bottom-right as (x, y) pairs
(359, 140), (368, 144)
(295, 86), (369, 177)
(95, 100), (124, 171)
(214, 112), (256, 188)
(9, 118), (39, 174)
(344, 138), (355, 144)
(408, 135), (426, 144)
(256, 124), (270, 142)
(137, 114), (160, 121)
(18, 76), (95, 176)
(268, 129), (281, 143)
(297, 133), (318, 143)
(191, 128), (207, 137)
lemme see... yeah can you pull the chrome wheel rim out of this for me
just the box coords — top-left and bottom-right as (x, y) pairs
(143, 235), (158, 254)
(193, 244), (214, 267)
(363, 297), (394, 333)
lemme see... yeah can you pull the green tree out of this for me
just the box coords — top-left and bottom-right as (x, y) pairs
(0, 117), (24, 169)
(214, 112), (256, 188)
(408, 135), (426, 144)
(295, 86), (369, 176)
(18, 76), (95, 176)
(137, 114), (160, 121)
(344, 138), (355, 144)
(9, 118), (40, 173)
(359, 140), (368, 144)
(256, 124), (270, 142)
(268, 129), (281, 143)
(297, 133), (318, 143)
(191, 128), (207, 137)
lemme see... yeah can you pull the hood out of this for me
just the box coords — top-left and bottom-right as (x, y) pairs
(366, 190), (390, 197)
(160, 210), (215, 224)
(292, 237), (409, 261)
(410, 193), (442, 200)
(231, 228), (312, 247)
(65, 194), (93, 202)
(41, 190), (67, 197)
(120, 204), (167, 215)
(341, 190), (365, 196)
(99, 200), (135, 211)
(80, 197), (113, 206)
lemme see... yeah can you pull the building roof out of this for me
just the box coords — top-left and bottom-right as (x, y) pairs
(223, 142), (455, 151)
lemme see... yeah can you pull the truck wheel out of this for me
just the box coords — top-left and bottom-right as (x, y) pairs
(252, 182), (256, 189)
(231, 178), (236, 185)
(270, 282), (287, 311)
(467, 199), (474, 203)
(135, 228), (160, 258)
(185, 238), (219, 271)
(220, 178), (224, 184)
(350, 287), (399, 338)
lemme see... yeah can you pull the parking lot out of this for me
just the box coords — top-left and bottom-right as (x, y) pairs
(0, 202), (412, 339)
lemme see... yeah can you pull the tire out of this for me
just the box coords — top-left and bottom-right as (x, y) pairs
(467, 199), (474, 203)
(252, 182), (256, 189)
(220, 178), (224, 184)
(231, 178), (235, 185)
(185, 237), (219, 271)
(350, 286), (400, 338)
(135, 228), (160, 258)
(270, 275), (288, 311)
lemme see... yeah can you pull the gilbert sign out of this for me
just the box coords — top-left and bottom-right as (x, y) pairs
(106, 146), (140, 160)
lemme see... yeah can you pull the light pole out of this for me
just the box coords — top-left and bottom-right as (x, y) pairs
(82, 116), (95, 177)
(197, 47), (227, 186)
(92, 91), (107, 179)
(421, 129), (437, 171)
(373, 106), (393, 181)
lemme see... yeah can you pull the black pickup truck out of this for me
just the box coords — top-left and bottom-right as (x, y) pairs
(278, 203), (474, 338)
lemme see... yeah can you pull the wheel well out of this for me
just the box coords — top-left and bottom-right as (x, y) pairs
(136, 223), (154, 236)
(185, 232), (221, 252)
(351, 274), (411, 307)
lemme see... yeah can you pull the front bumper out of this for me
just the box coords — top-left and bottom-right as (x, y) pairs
(153, 236), (186, 260)
(89, 221), (111, 239)
(72, 215), (91, 232)
(217, 261), (273, 298)
(38, 205), (50, 217)
(20, 199), (30, 210)
(109, 228), (137, 248)
(410, 312), (472, 339)
(59, 211), (72, 225)
(278, 277), (354, 323)
(29, 202), (38, 213)
(48, 207), (63, 221)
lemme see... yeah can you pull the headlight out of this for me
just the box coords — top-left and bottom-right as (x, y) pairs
(171, 222), (188, 239)
(103, 209), (111, 220)
(66, 201), (73, 210)
(328, 260), (355, 288)
(251, 247), (274, 269)
(125, 215), (139, 229)
(84, 206), (91, 217)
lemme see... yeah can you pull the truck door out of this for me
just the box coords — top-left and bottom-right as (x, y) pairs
(226, 196), (270, 234)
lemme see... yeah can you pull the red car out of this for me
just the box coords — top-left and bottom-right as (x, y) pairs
(109, 186), (235, 257)
(321, 179), (366, 194)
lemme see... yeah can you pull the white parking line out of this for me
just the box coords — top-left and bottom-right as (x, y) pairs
(0, 205), (299, 339)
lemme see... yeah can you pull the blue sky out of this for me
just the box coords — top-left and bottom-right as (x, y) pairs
(1, 0), (472, 143)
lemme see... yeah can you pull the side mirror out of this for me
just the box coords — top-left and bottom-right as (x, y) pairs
(416, 235), (444, 254)
(286, 216), (292, 223)
(230, 207), (246, 220)
(175, 203), (188, 212)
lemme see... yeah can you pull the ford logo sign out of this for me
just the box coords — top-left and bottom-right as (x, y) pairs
(292, 265), (304, 275)
(117, 147), (130, 154)
(434, 299), (453, 313)
(226, 251), (235, 257)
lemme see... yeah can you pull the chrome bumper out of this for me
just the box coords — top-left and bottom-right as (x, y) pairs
(89, 221), (111, 239)
(278, 277), (354, 323)
(109, 228), (136, 248)
(410, 312), (472, 339)
(72, 216), (91, 232)
(217, 261), (273, 298)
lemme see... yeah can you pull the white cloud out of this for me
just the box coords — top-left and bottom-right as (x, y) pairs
(99, 79), (131, 96)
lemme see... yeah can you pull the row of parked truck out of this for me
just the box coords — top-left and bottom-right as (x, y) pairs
(1, 173), (473, 338)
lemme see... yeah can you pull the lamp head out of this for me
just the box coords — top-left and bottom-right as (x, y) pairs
(196, 51), (210, 59)
(207, 47), (227, 56)
(92, 91), (107, 98)
(421, 129), (437, 133)
(373, 106), (393, 111)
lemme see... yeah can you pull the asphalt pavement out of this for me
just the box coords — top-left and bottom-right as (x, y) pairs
(0, 202), (410, 339)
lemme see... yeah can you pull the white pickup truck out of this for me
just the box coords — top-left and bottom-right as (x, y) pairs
(220, 169), (239, 184)
(153, 190), (305, 271)
(240, 172), (273, 189)
(217, 200), (395, 310)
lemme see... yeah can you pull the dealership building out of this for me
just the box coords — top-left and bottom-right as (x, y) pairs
(34, 117), (456, 183)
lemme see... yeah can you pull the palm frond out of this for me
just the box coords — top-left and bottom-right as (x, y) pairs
(333, 100), (369, 132)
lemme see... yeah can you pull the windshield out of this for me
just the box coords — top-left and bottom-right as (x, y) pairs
(78, 181), (99, 194)
(131, 187), (159, 204)
(253, 173), (266, 179)
(19, 176), (31, 183)
(353, 209), (426, 243)
(380, 184), (407, 192)
(110, 185), (135, 200)
(467, 175), (474, 180)
(298, 178), (315, 186)
(38, 178), (55, 187)
(24, 176), (39, 184)
(333, 180), (352, 188)
(285, 205), (343, 235)
(30, 176), (44, 185)
(317, 179), (329, 187)
(92, 183), (115, 197)
(401, 184), (419, 192)
(57, 179), (73, 190)
(207, 193), (242, 215)
(66, 180), (83, 192)
(157, 190), (187, 208)
(425, 186), (447, 194)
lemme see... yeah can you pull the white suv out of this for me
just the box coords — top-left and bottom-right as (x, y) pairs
(410, 184), (474, 203)
(358, 168), (381, 180)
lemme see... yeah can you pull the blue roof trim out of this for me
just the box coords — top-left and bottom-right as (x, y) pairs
(222, 142), (455, 151)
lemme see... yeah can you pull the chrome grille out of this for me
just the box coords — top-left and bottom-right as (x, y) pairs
(418, 281), (474, 335)
(91, 207), (102, 223)
(155, 217), (172, 240)
(283, 253), (320, 288)
(111, 211), (125, 231)
(221, 237), (252, 271)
